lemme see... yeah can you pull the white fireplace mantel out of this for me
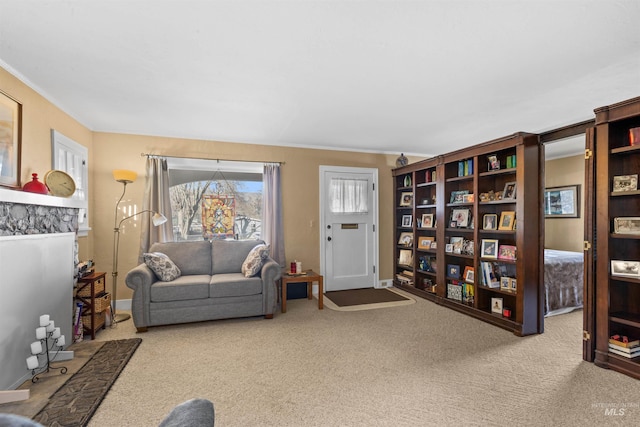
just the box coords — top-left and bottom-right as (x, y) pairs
(0, 187), (86, 209)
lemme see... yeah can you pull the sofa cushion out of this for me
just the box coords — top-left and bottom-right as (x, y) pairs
(241, 244), (270, 277)
(211, 240), (266, 274)
(151, 275), (211, 302)
(210, 273), (263, 298)
(144, 252), (182, 281)
(149, 241), (212, 275)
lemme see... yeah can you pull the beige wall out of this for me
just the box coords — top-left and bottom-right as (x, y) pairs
(92, 134), (402, 299)
(544, 154), (585, 252)
(2, 64), (416, 301)
(0, 66), (94, 260)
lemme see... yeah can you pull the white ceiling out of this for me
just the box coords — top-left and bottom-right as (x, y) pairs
(1, 1), (638, 157)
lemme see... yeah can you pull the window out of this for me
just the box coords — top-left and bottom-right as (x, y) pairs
(167, 158), (263, 242)
(51, 130), (89, 235)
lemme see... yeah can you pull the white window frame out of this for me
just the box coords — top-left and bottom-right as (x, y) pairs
(51, 130), (90, 236)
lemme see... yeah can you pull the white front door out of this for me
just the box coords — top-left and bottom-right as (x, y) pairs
(320, 166), (378, 292)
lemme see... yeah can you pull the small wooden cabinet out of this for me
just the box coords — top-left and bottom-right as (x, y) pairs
(76, 272), (109, 339)
(592, 96), (640, 379)
(393, 132), (543, 336)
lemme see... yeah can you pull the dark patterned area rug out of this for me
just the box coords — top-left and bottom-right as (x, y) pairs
(32, 338), (141, 427)
(324, 287), (415, 311)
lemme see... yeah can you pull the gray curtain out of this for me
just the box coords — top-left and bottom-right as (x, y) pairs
(262, 163), (285, 266)
(139, 157), (174, 261)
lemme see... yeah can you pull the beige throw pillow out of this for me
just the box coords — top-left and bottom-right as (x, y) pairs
(241, 244), (270, 277)
(143, 252), (181, 281)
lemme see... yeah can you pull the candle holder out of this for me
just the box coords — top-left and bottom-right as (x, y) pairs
(26, 314), (68, 383)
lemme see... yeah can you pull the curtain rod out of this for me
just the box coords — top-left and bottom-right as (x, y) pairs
(141, 152), (284, 165)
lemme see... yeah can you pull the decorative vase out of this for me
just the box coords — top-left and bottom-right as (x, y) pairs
(396, 153), (408, 167)
(23, 173), (49, 194)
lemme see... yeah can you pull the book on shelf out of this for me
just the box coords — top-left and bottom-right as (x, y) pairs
(608, 346), (640, 359)
(609, 338), (640, 348)
(395, 274), (413, 285)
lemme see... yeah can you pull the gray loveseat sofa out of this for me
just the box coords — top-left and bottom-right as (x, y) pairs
(125, 239), (281, 332)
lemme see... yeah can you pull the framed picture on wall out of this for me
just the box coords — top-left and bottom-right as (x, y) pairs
(0, 90), (22, 188)
(544, 185), (580, 218)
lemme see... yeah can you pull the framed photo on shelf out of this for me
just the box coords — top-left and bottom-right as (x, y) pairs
(498, 245), (517, 261)
(401, 215), (412, 228)
(399, 192), (413, 207)
(417, 236), (433, 250)
(464, 266), (475, 283)
(487, 154), (500, 171)
(491, 297), (503, 315)
(421, 213), (434, 228)
(398, 249), (413, 266)
(500, 276), (510, 291)
(445, 243), (453, 253)
(510, 278), (517, 292)
(451, 208), (471, 228)
(462, 194), (474, 203)
(544, 185), (580, 218)
(0, 90), (22, 188)
(447, 264), (461, 279)
(613, 217), (640, 234)
(502, 181), (517, 200)
(398, 232), (413, 246)
(498, 211), (515, 230)
(612, 174), (638, 192)
(450, 190), (469, 204)
(450, 236), (464, 254)
(481, 239), (499, 259)
(611, 260), (640, 278)
(483, 214), (498, 230)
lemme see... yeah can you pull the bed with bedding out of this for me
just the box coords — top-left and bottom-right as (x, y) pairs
(544, 249), (584, 316)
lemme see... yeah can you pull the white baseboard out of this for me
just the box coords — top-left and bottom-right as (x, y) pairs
(113, 299), (132, 310)
(0, 389), (30, 404)
(375, 279), (393, 289)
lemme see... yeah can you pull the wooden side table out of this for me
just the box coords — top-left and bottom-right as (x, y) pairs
(281, 270), (323, 313)
(76, 272), (108, 339)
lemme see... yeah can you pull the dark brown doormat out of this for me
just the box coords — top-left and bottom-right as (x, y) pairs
(32, 338), (141, 427)
(325, 287), (412, 307)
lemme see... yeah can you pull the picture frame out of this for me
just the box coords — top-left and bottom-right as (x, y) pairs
(398, 232), (413, 246)
(502, 181), (517, 200)
(498, 245), (517, 261)
(447, 264), (461, 279)
(487, 154), (500, 171)
(399, 192), (413, 207)
(421, 213), (434, 228)
(491, 297), (503, 315)
(462, 194), (474, 203)
(612, 174), (638, 192)
(483, 214), (498, 230)
(450, 236), (464, 254)
(464, 266), (475, 283)
(417, 236), (433, 250)
(401, 215), (412, 228)
(481, 239), (499, 259)
(449, 190), (469, 204)
(0, 90), (22, 188)
(613, 217), (640, 235)
(544, 185), (580, 218)
(445, 243), (453, 253)
(451, 208), (471, 228)
(500, 276), (510, 291)
(398, 249), (413, 266)
(510, 278), (517, 292)
(611, 260), (640, 278)
(498, 211), (515, 230)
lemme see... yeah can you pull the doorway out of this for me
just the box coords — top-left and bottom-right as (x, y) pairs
(319, 166), (379, 292)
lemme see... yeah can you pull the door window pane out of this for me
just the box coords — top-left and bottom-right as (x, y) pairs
(329, 178), (368, 214)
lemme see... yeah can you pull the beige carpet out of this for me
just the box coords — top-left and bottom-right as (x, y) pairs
(83, 287), (640, 426)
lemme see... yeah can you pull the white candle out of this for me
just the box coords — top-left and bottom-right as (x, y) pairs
(52, 327), (61, 339)
(26, 355), (39, 370)
(36, 327), (46, 340)
(56, 335), (65, 347)
(30, 341), (42, 355)
(296, 261), (302, 272)
(39, 314), (50, 327)
(46, 320), (55, 332)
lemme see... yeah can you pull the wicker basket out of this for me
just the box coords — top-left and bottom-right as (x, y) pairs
(82, 311), (106, 329)
(77, 276), (105, 297)
(94, 292), (111, 313)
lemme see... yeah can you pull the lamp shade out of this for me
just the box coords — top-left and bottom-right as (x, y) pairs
(152, 213), (168, 226)
(113, 169), (137, 183)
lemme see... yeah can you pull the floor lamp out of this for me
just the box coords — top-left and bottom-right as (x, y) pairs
(112, 170), (167, 323)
